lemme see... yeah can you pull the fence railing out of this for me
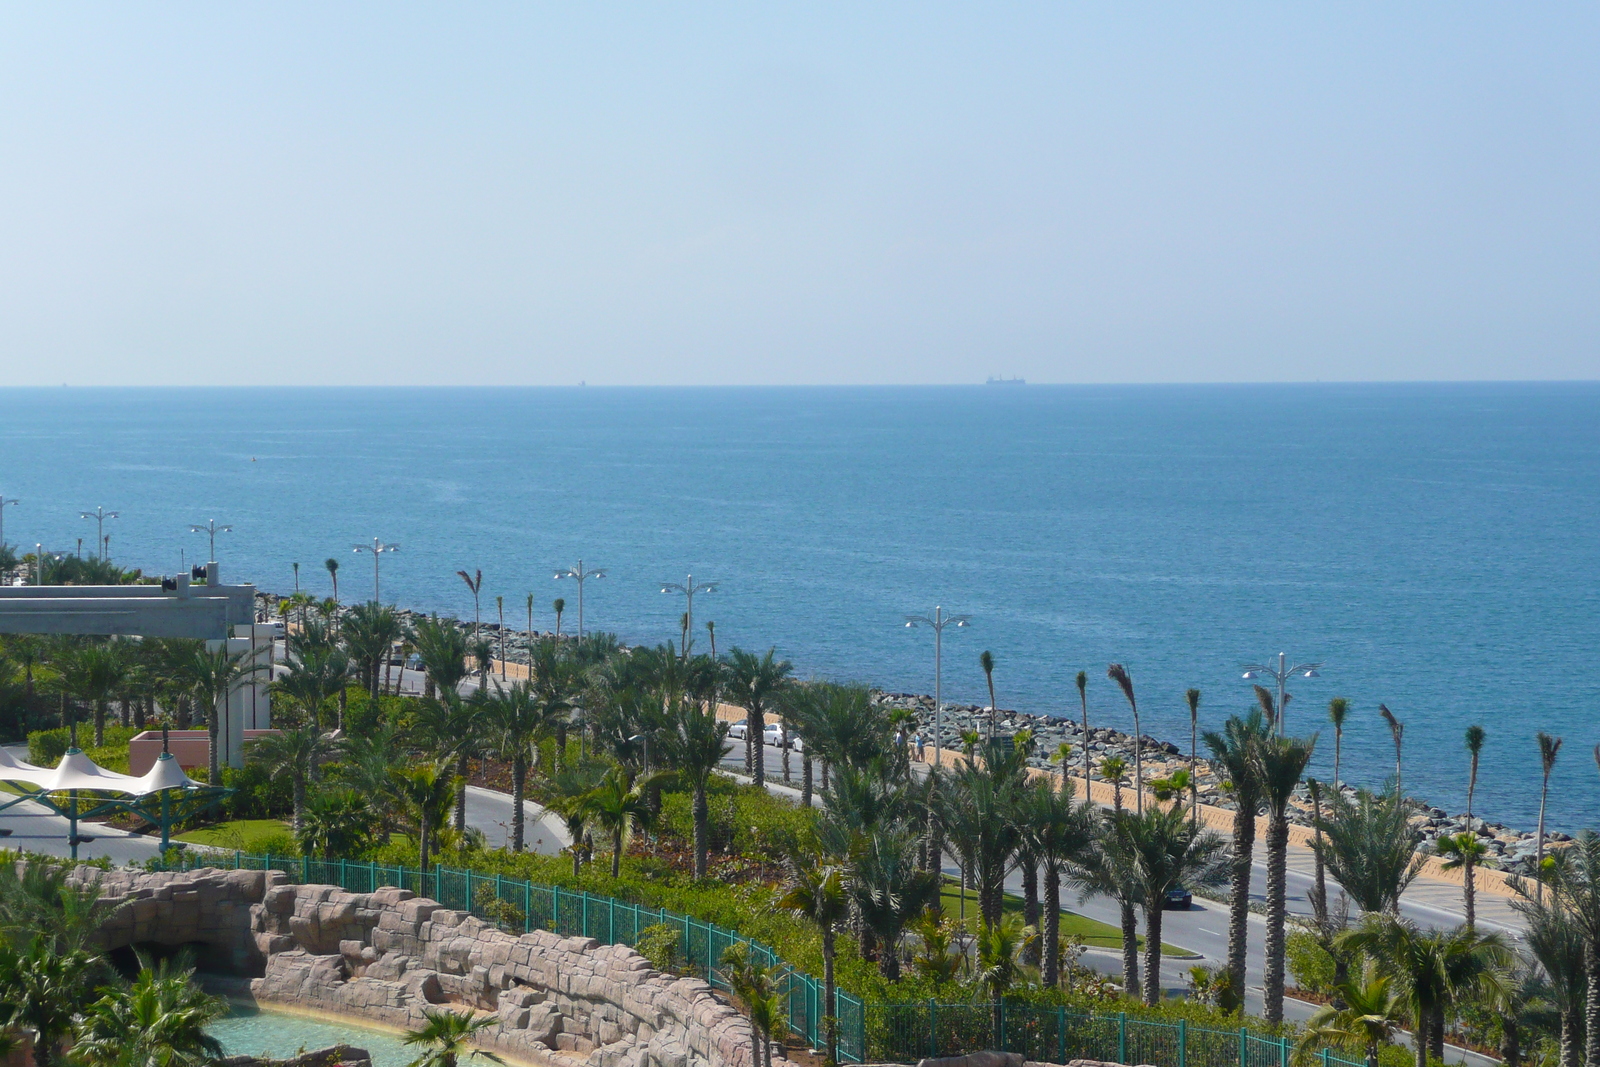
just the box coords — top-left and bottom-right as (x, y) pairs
(170, 852), (865, 1063)
(866, 1001), (1368, 1067)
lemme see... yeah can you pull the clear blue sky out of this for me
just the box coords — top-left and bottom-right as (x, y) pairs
(1, 4), (1596, 385)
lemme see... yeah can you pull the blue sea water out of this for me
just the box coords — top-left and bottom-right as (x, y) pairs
(1, 384), (1596, 832)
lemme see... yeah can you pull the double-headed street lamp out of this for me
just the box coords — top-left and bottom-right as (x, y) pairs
(661, 575), (717, 654)
(352, 538), (401, 603)
(189, 520), (233, 564)
(903, 606), (970, 767)
(80, 507), (119, 560)
(554, 560), (606, 638)
(1242, 652), (1322, 734)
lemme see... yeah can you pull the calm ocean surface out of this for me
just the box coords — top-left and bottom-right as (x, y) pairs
(2, 384), (1596, 831)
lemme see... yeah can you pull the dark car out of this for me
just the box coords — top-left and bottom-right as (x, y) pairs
(1162, 886), (1193, 910)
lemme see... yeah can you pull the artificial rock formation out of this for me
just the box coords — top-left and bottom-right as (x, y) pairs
(78, 867), (797, 1067)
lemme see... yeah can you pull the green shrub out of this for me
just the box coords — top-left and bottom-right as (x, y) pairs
(636, 923), (682, 973)
(1286, 931), (1336, 995)
(655, 777), (817, 863)
(28, 724), (140, 771)
(475, 883), (527, 930)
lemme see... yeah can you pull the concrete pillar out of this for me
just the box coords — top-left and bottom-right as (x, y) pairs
(215, 623), (280, 769)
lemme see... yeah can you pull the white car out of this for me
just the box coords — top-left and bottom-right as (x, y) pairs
(763, 724), (804, 751)
(727, 721), (749, 740)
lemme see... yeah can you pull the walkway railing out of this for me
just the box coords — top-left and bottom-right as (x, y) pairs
(169, 851), (866, 1062)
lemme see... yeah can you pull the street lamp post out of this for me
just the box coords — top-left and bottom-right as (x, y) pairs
(79, 507), (119, 560)
(189, 520), (233, 564)
(1241, 652), (1322, 735)
(554, 560), (606, 638)
(661, 575), (717, 655)
(903, 606), (971, 767)
(0, 495), (18, 557)
(352, 539), (401, 603)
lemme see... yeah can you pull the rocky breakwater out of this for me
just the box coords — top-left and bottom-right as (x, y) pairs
(75, 866), (789, 1067)
(873, 692), (1559, 876)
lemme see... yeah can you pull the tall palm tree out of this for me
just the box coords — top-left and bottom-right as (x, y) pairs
(979, 650), (997, 738)
(412, 615), (469, 702)
(1437, 833), (1492, 932)
(553, 598), (565, 639)
(1120, 803), (1229, 1005)
(1296, 963), (1409, 1067)
(778, 862), (849, 1067)
(73, 957), (228, 1067)
(849, 827), (941, 979)
(58, 641), (133, 747)
(477, 681), (547, 853)
(1202, 710), (1268, 1008)
(1328, 697), (1349, 791)
(402, 1007), (505, 1067)
(1019, 780), (1095, 986)
(667, 698), (732, 878)
(1513, 889), (1586, 1067)
(324, 557), (340, 602)
(579, 767), (656, 877)
(456, 569), (484, 640)
(1185, 687), (1201, 828)
(720, 943), (787, 1067)
(1536, 731), (1563, 902)
(539, 763), (607, 877)
(1538, 830), (1600, 1067)
(297, 789), (378, 861)
(1316, 786), (1424, 915)
(168, 641), (267, 784)
(941, 735), (1027, 928)
(1106, 663), (1143, 812)
(342, 601), (403, 699)
(1066, 813), (1142, 1000)
(721, 647), (793, 789)
(1341, 915), (1512, 1067)
(1076, 670), (1091, 798)
(1378, 704), (1404, 791)
(975, 916), (1025, 1042)
(1254, 730), (1317, 1023)
(529, 638), (581, 765)
(388, 760), (460, 872)
(248, 726), (336, 832)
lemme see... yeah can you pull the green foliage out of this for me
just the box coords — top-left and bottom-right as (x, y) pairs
(656, 777), (818, 864)
(215, 760), (295, 821)
(474, 884), (526, 930)
(636, 923), (682, 973)
(27, 725), (139, 772)
(1286, 930), (1337, 995)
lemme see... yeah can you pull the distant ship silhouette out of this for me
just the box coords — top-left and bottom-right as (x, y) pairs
(985, 375), (1026, 386)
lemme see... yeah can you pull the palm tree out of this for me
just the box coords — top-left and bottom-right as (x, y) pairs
(778, 862), (849, 1067)
(666, 699), (732, 878)
(1120, 804), (1229, 1005)
(411, 691), (483, 836)
(1019, 780), (1094, 987)
(540, 763), (607, 877)
(248, 725), (336, 833)
(975, 916), (1026, 1041)
(849, 827), (940, 979)
(168, 641), (267, 784)
(478, 681), (548, 853)
(1457, 724), (1487, 929)
(1513, 890), (1586, 1067)
(1316, 786), (1423, 915)
(0, 941), (99, 1067)
(388, 760), (461, 872)
(1378, 704), (1404, 791)
(1296, 962), (1409, 1067)
(342, 601), (403, 699)
(403, 1008), (505, 1067)
(1536, 731), (1562, 902)
(270, 650), (350, 732)
(553, 598), (565, 639)
(721, 647), (793, 789)
(1065, 810), (1143, 999)
(941, 735), (1027, 928)
(1185, 687), (1201, 827)
(297, 789), (378, 861)
(979, 650), (998, 738)
(528, 638), (581, 765)
(1202, 710), (1267, 1010)
(73, 956), (228, 1067)
(1436, 833), (1492, 932)
(456, 569), (484, 640)
(0, 860), (108, 955)
(1341, 915), (1512, 1067)
(412, 615), (469, 702)
(720, 943), (787, 1067)
(1077, 670), (1091, 796)
(579, 767), (656, 877)
(1100, 755), (1128, 812)
(58, 641), (134, 747)
(324, 557), (340, 602)
(1307, 778), (1330, 927)
(1254, 731), (1317, 1023)
(1537, 830), (1600, 1067)
(1106, 663), (1143, 812)
(1328, 697), (1349, 790)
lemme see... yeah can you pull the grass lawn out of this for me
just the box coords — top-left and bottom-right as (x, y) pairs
(939, 877), (1191, 956)
(176, 819), (294, 852)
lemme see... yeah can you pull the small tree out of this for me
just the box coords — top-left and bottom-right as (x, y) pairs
(403, 1008), (505, 1067)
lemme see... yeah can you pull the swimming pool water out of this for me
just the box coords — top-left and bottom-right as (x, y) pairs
(208, 1004), (416, 1067)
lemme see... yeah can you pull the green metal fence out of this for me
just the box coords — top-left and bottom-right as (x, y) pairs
(866, 1001), (1370, 1067)
(172, 852), (866, 1063)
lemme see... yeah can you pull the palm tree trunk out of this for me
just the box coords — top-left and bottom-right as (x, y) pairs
(454, 754), (469, 834)
(1429, 1008), (1444, 1063)
(120, 697), (131, 728)
(1120, 898), (1140, 1001)
(782, 729), (791, 783)
(94, 698), (107, 747)
(752, 705), (766, 789)
(1263, 812), (1289, 1024)
(1043, 865), (1061, 986)
(1501, 1019), (1521, 1067)
(208, 691), (222, 784)
(823, 931), (838, 1067)
(1462, 853), (1476, 930)
(801, 755), (812, 808)
(1142, 901), (1163, 1006)
(1559, 1010), (1579, 1067)
(1132, 708), (1143, 814)
(693, 782), (709, 879)
(1414, 1009), (1429, 1067)
(1225, 805), (1256, 1008)
(1538, 782), (1550, 904)
(511, 755), (527, 853)
(292, 772), (306, 833)
(1584, 943), (1600, 1067)
(338, 687), (347, 730)
(745, 716), (754, 773)
(612, 827), (623, 877)
(1021, 859), (1040, 966)
(821, 759), (831, 796)
(419, 824), (431, 874)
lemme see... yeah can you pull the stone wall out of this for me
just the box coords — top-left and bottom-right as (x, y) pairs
(75, 867), (796, 1067)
